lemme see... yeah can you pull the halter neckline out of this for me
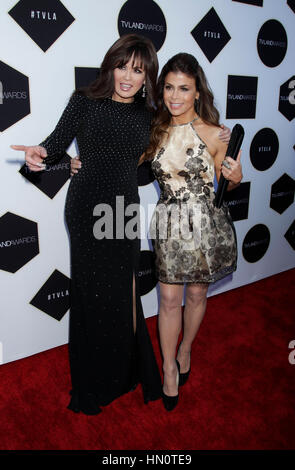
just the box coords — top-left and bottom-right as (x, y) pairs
(169, 116), (199, 127)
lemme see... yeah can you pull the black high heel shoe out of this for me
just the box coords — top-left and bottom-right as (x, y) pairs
(179, 368), (190, 387)
(162, 360), (180, 411)
(177, 345), (191, 386)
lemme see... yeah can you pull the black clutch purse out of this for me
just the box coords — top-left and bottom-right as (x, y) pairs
(215, 123), (244, 209)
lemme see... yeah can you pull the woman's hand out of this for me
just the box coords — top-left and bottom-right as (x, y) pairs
(219, 124), (231, 144)
(11, 145), (47, 172)
(220, 151), (243, 187)
(70, 156), (82, 176)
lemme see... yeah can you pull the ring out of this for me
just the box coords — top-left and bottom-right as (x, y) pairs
(222, 160), (231, 170)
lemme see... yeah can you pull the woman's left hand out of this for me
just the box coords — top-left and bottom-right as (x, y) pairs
(220, 150), (243, 185)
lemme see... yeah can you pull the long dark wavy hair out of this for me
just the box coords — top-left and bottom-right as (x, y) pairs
(144, 53), (220, 160)
(76, 34), (158, 110)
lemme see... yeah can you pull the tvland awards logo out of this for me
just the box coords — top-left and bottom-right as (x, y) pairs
(226, 75), (258, 119)
(232, 0), (263, 5)
(118, 0), (167, 52)
(9, 0), (75, 52)
(191, 7), (231, 63)
(257, 20), (287, 68)
(0, 61), (30, 132)
(30, 269), (70, 321)
(270, 173), (295, 215)
(250, 128), (279, 171)
(224, 182), (251, 221)
(279, 76), (295, 121)
(19, 153), (71, 199)
(242, 224), (270, 263)
(0, 212), (39, 273)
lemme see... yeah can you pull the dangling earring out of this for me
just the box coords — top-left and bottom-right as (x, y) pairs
(195, 98), (200, 114)
(142, 84), (146, 98)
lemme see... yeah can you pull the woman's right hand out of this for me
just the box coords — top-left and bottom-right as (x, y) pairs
(10, 145), (47, 172)
(70, 156), (82, 176)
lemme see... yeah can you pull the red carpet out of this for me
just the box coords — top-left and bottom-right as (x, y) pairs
(1, 269), (295, 450)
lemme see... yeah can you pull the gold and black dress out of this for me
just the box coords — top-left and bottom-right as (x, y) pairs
(150, 119), (237, 284)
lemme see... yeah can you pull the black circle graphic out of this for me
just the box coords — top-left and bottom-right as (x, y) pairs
(250, 128), (279, 171)
(279, 75), (295, 122)
(257, 20), (287, 68)
(138, 250), (157, 296)
(118, 0), (167, 52)
(242, 224), (270, 263)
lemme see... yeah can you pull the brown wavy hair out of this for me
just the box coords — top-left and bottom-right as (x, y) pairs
(76, 34), (158, 111)
(144, 53), (220, 160)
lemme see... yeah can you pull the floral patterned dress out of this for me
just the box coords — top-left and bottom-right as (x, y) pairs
(150, 118), (237, 284)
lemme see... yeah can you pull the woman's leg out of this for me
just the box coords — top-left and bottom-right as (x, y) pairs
(158, 282), (184, 396)
(177, 283), (209, 374)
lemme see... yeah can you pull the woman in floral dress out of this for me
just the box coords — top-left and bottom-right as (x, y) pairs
(144, 53), (243, 410)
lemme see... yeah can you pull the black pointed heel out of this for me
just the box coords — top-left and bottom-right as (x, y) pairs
(162, 360), (180, 411)
(177, 345), (191, 386)
(179, 368), (190, 387)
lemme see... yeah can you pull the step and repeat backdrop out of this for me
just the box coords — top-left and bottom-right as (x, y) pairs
(0, 0), (294, 364)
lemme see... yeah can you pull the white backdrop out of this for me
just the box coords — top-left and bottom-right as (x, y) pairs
(0, 0), (294, 365)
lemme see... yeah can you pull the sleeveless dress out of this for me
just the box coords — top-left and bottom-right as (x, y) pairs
(40, 93), (162, 415)
(150, 118), (237, 284)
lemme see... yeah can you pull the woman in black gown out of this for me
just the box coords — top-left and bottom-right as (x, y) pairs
(11, 34), (162, 415)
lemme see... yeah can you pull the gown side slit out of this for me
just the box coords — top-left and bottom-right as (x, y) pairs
(39, 93), (162, 414)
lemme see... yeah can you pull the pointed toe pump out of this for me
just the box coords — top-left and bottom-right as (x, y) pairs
(162, 360), (180, 411)
(179, 367), (191, 387)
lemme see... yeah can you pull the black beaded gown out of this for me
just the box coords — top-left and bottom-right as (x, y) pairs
(40, 93), (162, 415)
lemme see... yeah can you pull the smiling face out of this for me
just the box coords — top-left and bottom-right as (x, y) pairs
(112, 54), (146, 103)
(163, 71), (199, 124)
